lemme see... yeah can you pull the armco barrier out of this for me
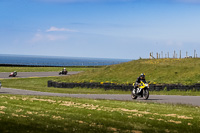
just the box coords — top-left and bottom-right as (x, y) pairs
(47, 80), (200, 91)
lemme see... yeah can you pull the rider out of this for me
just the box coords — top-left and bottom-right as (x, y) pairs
(134, 73), (146, 94)
(13, 71), (17, 76)
(63, 68), (67, 74)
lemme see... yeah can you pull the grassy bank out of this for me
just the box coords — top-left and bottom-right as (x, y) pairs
(0, 95), (199, 133)
(0, 66), (95, 72)
(1, 58), (200, 95)
(54, 58), (200, 85)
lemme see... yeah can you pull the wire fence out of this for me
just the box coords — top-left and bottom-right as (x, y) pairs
(149, 50), (198, 59)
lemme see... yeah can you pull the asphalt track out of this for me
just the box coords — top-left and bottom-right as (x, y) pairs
(1, 88), (200, 107)
(0, 72), (200, 107)
(0, 71), (81, 79)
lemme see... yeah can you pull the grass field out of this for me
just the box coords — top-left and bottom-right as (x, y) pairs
(1, 58), (200, 95)
(2, 77), (200, 96)
(54, 58), (200, 85)
(0, 95), (199, 133)
(0, 59), (200, 133)
(0, 77), (128, 94)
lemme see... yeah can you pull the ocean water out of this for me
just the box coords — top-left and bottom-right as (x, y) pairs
(0, 54), (132, 66)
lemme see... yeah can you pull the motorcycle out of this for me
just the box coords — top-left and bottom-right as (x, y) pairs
(9, 72), (17, 77)
(131, 81), (150, 100)
(59, 70), (68, 75)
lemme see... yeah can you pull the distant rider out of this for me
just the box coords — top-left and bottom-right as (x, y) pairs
(13, 71), (17, 76)
(63, 68), (67, 74)
(134, 73), (146, 94)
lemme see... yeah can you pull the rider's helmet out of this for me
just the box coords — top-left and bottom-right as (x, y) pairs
(64, 68), (66, 70)
(140, 73), (145, 79)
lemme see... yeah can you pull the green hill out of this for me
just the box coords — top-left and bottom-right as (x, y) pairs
(57, 58), (200, 85)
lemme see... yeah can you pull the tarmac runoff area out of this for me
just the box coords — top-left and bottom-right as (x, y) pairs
(0, 71), (200, 107)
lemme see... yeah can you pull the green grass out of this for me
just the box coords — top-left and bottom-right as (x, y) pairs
(54, 58), (200, 85)
(2, 77), (200, 96)
(0, 77), (128, 94)
(0, 66), (95, 72)
(1, 58), (200, 95)
(0, 60), (199, 132)
(0, 95), (199, 133)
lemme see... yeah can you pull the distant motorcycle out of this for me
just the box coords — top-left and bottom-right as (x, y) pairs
(59, 70), (68, 75)
(9, 71), (17, 77)
(131, 81), (150, 100)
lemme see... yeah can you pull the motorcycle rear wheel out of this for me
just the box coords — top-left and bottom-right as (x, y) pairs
(143, 89), (149, 100)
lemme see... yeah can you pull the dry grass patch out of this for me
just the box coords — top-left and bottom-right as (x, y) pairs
(0, 95), (199, 133)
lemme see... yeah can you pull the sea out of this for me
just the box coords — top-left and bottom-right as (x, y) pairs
(0, 54), (132, 67)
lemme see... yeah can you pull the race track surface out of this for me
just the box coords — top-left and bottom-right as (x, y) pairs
(1, 88), (200, 107)
(0, 71), (81, 79)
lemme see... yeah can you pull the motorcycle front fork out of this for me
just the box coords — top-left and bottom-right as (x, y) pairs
(133, 88), (141, 95)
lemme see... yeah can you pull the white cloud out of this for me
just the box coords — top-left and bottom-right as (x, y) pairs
(31, 33), (68, 42)
(30, 27), (76, 43)
(46, 26), (78, 32)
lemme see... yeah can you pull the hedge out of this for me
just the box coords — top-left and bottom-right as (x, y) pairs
(47, 81), (200, 91)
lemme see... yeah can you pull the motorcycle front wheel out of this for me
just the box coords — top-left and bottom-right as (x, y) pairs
(143, 89), (149, 100)
(131, 91), (138, 99)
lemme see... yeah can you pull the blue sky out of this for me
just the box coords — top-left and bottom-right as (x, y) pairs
(0, 0), (200, 59)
